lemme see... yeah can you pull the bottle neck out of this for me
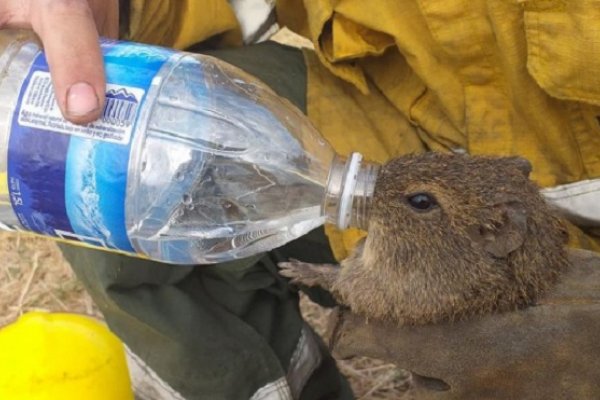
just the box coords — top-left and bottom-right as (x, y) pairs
(324, 153), (380, 230)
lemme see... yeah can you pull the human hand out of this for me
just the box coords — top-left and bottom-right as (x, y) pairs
(0, 0), (119, 124)
(328, 249), (600, 399)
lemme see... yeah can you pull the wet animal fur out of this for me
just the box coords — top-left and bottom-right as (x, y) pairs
(279, 153), (571, 325)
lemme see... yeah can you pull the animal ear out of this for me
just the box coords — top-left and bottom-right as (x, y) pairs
(507, 157), (532, 178)
(467, 201), (528, 259)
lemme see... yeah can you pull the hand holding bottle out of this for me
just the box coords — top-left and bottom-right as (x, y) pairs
(0, 0), (118, 124)
(0, 30), (374, 263)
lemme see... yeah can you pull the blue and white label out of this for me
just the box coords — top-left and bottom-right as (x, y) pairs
(18, 71), (145, 144)
(7, 40), (174, 253)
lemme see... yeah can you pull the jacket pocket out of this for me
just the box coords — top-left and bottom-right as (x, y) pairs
(524, 0), (600, 106)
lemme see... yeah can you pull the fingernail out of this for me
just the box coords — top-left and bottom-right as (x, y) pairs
(66, 82), (100, 117)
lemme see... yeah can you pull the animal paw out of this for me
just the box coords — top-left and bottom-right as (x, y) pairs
(278, 259), (337, 289)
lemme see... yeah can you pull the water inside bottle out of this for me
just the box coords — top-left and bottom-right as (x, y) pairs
(126, 54), (333, 263)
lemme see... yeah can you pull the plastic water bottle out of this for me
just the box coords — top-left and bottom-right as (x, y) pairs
(0, 30), (378, 264)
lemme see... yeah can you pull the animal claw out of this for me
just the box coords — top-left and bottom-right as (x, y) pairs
(278, 267), (296, 278)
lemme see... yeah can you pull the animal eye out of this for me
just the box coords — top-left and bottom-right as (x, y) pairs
(407, 193), (438, 211)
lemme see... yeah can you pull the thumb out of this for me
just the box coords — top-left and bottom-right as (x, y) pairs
(30, 0), (105, 124)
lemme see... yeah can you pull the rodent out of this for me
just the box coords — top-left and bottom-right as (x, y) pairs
(279, 152), (571, 325)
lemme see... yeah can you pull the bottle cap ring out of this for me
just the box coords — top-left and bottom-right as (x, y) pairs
(338, 152), (362, 229)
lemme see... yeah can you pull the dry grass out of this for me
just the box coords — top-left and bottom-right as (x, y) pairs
(0, 232), (100, 327)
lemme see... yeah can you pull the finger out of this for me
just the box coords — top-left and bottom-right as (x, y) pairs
(30, 0), (105, 124)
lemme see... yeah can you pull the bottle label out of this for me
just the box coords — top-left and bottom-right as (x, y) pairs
(7, 39), (174, 253)
(18, 71), (145, 145)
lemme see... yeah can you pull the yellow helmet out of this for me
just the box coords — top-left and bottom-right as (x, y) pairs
(0, 312), (134, 400)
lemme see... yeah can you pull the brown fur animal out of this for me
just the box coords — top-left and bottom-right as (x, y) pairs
(279, 153), (571, 325)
